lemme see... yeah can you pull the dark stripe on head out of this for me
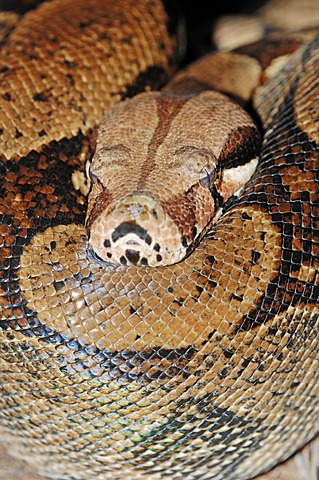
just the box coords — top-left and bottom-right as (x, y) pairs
(111, 221), (152, 244)
(137, 93), (192, 188)
(209, 184), (224, 210)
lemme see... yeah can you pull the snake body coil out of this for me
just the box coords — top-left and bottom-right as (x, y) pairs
(0, 1), (318, 479)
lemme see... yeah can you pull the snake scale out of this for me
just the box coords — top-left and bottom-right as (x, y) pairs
(0, 0), (319, 479)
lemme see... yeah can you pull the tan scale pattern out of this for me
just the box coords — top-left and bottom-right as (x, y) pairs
(0, 1), (318, 480)
(0, 0), (179, 160)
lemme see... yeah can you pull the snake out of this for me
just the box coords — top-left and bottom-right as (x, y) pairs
(0, 0), (318, 479)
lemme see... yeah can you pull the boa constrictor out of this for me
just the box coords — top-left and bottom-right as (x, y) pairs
(0, 1), (318, 479)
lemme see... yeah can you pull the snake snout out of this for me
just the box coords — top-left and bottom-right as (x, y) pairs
(88, 194), (185, 267)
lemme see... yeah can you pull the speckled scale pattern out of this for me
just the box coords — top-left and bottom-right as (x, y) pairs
(0, 2), (318, 480)
(0, 0), (179, 160)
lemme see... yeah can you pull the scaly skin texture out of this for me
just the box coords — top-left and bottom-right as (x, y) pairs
(0, 1), (318, 479)
(86, 89), (260, 266)
(1, 436), (319, 480)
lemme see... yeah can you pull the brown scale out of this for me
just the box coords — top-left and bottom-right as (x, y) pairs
(0, 0), (178, 160)
(0, 2), (319, 480)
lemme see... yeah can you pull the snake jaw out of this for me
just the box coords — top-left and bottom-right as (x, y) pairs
(88, 194), (187, 266)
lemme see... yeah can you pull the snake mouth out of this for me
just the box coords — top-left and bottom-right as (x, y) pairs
(87, 194), (187, 267)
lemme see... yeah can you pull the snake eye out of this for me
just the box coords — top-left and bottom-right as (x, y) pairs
(199, 163), (217, 188)
(86, 160), (98, 184)
(89, 168), (98, 184)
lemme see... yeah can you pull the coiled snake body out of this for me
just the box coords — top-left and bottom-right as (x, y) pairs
(0, 1), (318, 479)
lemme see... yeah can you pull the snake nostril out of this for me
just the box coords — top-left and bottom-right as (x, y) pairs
(119, 256), (127, 265)
(125, 249), (140, 264)
(153, 242), (160, 252)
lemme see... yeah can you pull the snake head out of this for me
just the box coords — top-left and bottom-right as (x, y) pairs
(86, 90), (260, 267)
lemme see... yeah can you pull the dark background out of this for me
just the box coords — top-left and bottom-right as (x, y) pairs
(180, 0), (267, 60)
